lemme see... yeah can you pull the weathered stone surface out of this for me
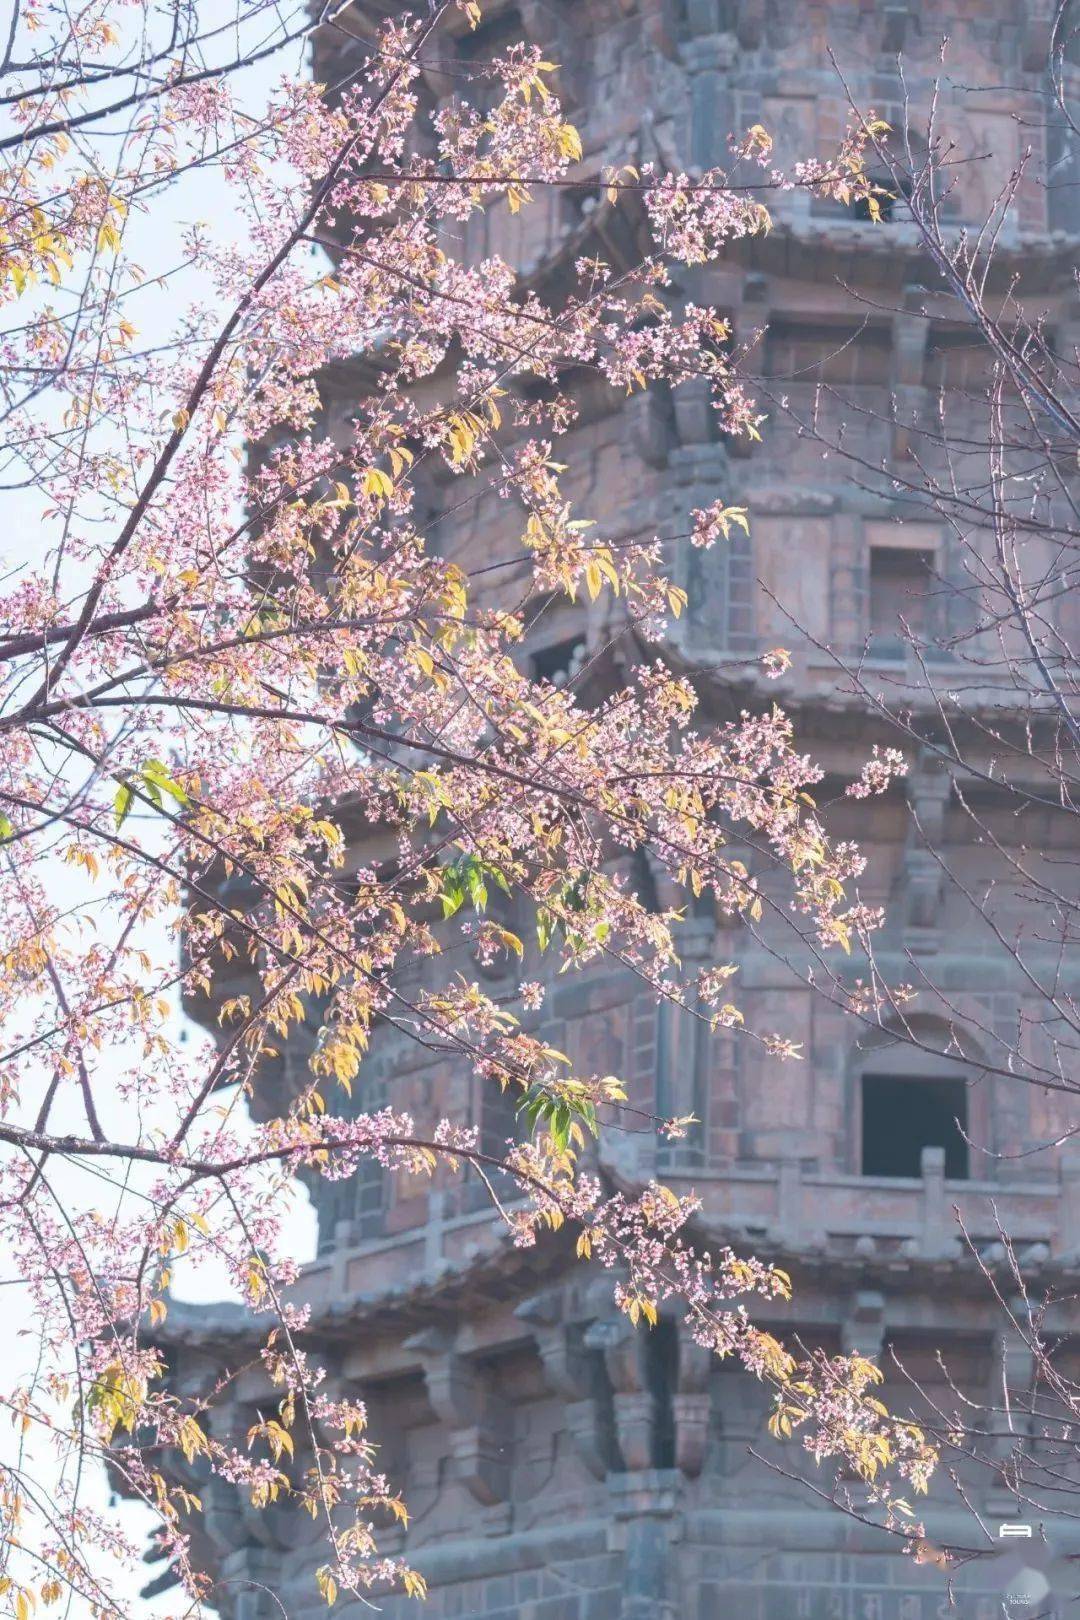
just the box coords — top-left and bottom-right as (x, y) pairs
(172, 2), (1080, 1616)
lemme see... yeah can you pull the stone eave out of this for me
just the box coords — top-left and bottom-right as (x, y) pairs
(742, 220), (1079, 295)
(154, 1221), (580, 1355)
(154, 1172), (1080, 1365)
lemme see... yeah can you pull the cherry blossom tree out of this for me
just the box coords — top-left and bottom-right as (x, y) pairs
(0, 2), (936, 1613)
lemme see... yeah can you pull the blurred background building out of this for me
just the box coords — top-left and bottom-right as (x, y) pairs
(162, 4), (1080, 1617)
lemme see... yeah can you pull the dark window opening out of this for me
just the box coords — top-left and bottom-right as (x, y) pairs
(316, 1126), (386, 1252)
(354, 1152), (386, 1239)
(479, 1078), (519, 1163)
(531, 635), (585, 688)
(348, 1071), (389, 1241)
(644, 1316), (678, 1470)
(869, 545), (935, 649)
(315, 1048), (389, 1251)
(861, 1074), (968, 1179)
(354, 1072), (389, 1240)
(560, 185), (601, 230)
(631, 846), (661, 915)
(465, 1078), (522, 1210)
(316, 1178), (349, 1256)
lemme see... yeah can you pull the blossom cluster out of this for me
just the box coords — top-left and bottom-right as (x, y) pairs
(846, 745), (910, 798)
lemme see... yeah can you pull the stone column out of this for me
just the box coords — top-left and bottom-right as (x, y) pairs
(219, 1547), (288, 1620)
(987, 1297), (1037, 1516)
(585, 1314), (653, 1472)
(607, 1471), (680, 1620)
(899, 752), (951, 956)
(920, 1145), (960, 1259)
(672, 1323), (713, 1478)
(679, 24), (735, 177)
(890, 289), (929, 462)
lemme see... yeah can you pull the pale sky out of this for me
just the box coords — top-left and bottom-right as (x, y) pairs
(0, 10), (324, 1615)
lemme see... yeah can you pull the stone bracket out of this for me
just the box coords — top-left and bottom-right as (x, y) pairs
(673, 1320), (713, 1477)
(584, 1315), (650, 1470)
(842, 1289), (887, 1361)
(405, 1326), (511, 1505)
(448, 1424), (511, 1507)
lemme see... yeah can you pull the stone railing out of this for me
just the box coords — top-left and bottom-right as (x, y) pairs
(678, 1145), (1065, 1267)
(299, 1146), (1079, 1313)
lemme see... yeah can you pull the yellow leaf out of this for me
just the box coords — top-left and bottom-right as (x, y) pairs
(178, 1416), (209, 1463)
(558, 123), (583, 164)
(584, 559), (603, 601)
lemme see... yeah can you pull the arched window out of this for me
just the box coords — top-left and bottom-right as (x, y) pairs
(314, 1052), (388, 1253)
(855, 1034), (981, 1181)
(464, 1076), (522, 1213)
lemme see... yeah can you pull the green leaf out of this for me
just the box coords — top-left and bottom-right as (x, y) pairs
(141, 758), (188, 806)
(0, 815), (13, 843)
(114, 782), (133, 829)
(466, 863), (488, 913)
(440, 875), (464, 919)
(518, 1090), (547, 1136)
(563, 877), (587, 913)
(440, 853), (503, 919)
